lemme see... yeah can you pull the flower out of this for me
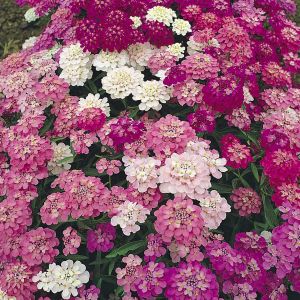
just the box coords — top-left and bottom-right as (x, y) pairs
(116, 254), (143, 293)
(127, 42), (156, 70)
(62, 227), (81, 256)
(59, 43), (93, 86)
(220, 134), (253, 169)
(144, 233), (166, 261)
(76, 108), (106, 132)
(165, 261), (219, 300)
(159, 152), (211, 198)
(154, 196), (204, 245)
(132, 80), (171, 111)
(146, 114), (196, 158)
(124, 156), (161, 193)
(136, 262), (167, 298)
(24, 8), (39, 22)
(102, 67), (144, 99)
(96, 158), (122, 176)
(181, 53), (219, 80)
(230, 187), (262, 217)
(48, 142), (74, 175)
(87, 223), (116, 253)
(78, 93), (110, 117)
(166, 43), (185, 59)
(0, 259), (40, 299)
(187, 108), (216, 133)
(146, 6), (176, 26)
(172, 19), (191, 35)
(199, 190), (231, 229)
(92, 50), (129, 72)
(33, 260), (90, 299)
(20, 227), (59, 266)
(111, 201), (150, 236)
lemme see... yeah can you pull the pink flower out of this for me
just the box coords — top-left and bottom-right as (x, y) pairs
(40, 192), (70, 225)
(261, 148), (300, 186)
(181, 53), (219, 80)
(20, 227), (59, 266)
(173, 79), (204, 107)
(187, 108), (216, 133)
(87, 223), (116, 253)
(230, 187), (261, 217)
(34, 74), (69, 102)
(70, 130), (98, 154)
(199, 190), (231, 229)
(147, 49), (177, 74)
(135, 262), (167, 298)
(77, 108), (106, 132)
(223, 281), (257, 300)
(96, 158), (122, 176)
(116, 254), (143, 293)
(159, 152), (211, 198)
(63, 227), (81, 256)
(144, 233), (166, 261)
(165, 261), (219, 300)
(272, 182), (300, 207)
(262, 62), (292, 87)
(0, 259), (40, 299)
(220, 134), (253, 169)
(154, 196), (204, 245)
(0, 198), (32, 236)
(146, 114), (196, 158)
(124, 156), (161, 193)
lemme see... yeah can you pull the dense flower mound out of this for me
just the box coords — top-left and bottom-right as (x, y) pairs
(0, 0), (299, 299)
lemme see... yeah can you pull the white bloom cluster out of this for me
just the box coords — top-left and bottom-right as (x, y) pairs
(0, 289), (16, 300)
(132, 80), (171, 111)
(123, 156), (161, 192)
(127, 42), (156, 70)
(78, 93), (111, 116)
(24, 8), (39, 23)
(48, 143), (74, 175)
(166, 43), (185, 59)
(59, 43), (93, 86)
(243, 86), (254, 103)
(130, 16), (142, 28)
(22, 36), (37, 49)
(111, 201), (150, 236)
(146, 6), (176, 26)
(33, 260), (90, 300)
(102, 66), (144, 99)
(172, 19), (192, 36)
(92, 50), (129, 72)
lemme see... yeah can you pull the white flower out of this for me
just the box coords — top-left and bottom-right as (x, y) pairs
(199, 190), (231, 229)
(172, 19), (191, 36)
(124, 156), (161, 192)
(166, 43), (185, 59)
(261, 231), (272, 244)
(59, 43), (93, 86)
(132, 80), (171, 111)
(34, 261), (90, 300)
(128, 43), (156, 70)
(111, 201), (150, 236)
(0, 289), (16, 300)
(24, 8), (39, 23)
(78, 93), (110, 116)
(48, 143), (74, 175)
(92, 50), (129, 72)
(22, 36), (37, 49)
(146, 6), (176, 26)
(102, 66), (144, 99)
(243, 86), (254, 103)
(130, 16), (142, 29)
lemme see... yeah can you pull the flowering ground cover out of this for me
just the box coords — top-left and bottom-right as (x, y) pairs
(0, 0), (299, 299)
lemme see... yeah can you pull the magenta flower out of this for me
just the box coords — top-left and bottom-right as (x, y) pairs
(87, 223), (116, 253)
(165, 261), (219, 300)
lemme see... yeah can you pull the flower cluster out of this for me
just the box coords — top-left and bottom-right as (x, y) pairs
(0, 0), (299, 299)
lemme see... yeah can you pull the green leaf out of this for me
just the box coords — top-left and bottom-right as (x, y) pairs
(211, 183), (232, 194)
(57, 254), (89, 261)
(108, 259), (116, 275)
(106, 240), (146, 258)
(58, 156), (74, 164)
(51, 136), (65, 142)
(250, 163), (260, 182)
(39, 115), (55, 136)
(262, 194), (279, 229)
